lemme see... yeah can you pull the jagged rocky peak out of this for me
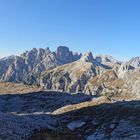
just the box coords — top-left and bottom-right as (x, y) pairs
(55, 46), (81, 63)
(39, 50), (111, 94)
(56, 46), (70, 57)
(73, 51), (82, 61)
(95, 54), (122, 68)
(115, 63), (135, 79)
(0, 46), (83, 83)
(56, 46), (73, 61)
(127, 56), (140, 68)
(80, 52), (94, 62)
(21, 47), (51, 59)
(95, 55), (118, 63)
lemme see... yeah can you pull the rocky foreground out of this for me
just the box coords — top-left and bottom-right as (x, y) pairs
(0, 85), (139, 140)
(31, 100), (140, 140)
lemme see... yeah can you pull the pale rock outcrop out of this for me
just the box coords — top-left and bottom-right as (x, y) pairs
(0, 46), (81, 83)
(120, 69), (140, 99)
(127, 56), (140, 68)
(115, 63), (135, 78)
(1, 47), (140, 100)
(40, 52), (110, 93)
(95, 55), (121, 68)
(67, 120), (86, 131)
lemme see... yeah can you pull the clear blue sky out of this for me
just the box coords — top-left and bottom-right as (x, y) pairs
(0, 0), (140, 60)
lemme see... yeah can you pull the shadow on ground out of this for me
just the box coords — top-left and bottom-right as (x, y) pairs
(0, 91), (93, 113)
(0, 91), (140, 140)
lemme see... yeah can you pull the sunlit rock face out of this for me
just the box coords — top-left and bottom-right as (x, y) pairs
(39, 52), (111, 94)
(0, 47), (81, 83)
(127, 56), (140, 68)
(95, 54), (121, 68)
(1, 47), (140, 100)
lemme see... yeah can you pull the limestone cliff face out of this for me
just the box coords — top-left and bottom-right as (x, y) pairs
(39, 51), (140, 99)
(127, 56), (140, 68)
(95, 55), (122, 68)
(0, 46), (81, 83)
(40, 52), (111, 93)
(1, 46), (140, 99)
(0, 56), (26, 82)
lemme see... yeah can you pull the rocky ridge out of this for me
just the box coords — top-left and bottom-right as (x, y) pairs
(0, 46), (81, 83)
(1, 46), (140, 100)
(40, 52), (111, 93)
(38, 50), (140, 100)
(0, 46), (140, 140)
(127, 56), (140, 68)
(95, 54), (121, 68)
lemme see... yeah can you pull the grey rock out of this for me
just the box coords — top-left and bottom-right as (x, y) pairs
(67, 120), (86, 131)
(0, 47), (81, 84)
(40, 52), (110, 94)
(95, 55), (121, 68)
(127, 56), (140, 68)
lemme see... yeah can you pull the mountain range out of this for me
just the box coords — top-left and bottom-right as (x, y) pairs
(0, 46), (81, 83)
(0, 46), (140, 99)
(1, 46), (140, 140)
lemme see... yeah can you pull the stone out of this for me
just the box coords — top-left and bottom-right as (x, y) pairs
(67, 120), (86, 131)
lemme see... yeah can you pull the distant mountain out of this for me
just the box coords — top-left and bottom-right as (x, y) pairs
(1, 46), (140, 99)
(0, 46), (81, 83)
(40, 52), (110, 93)
(95, 54), (122, 68)
(127, 57), (140, 68)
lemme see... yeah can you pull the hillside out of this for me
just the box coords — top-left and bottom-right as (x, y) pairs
(0, 47), (140, 139)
